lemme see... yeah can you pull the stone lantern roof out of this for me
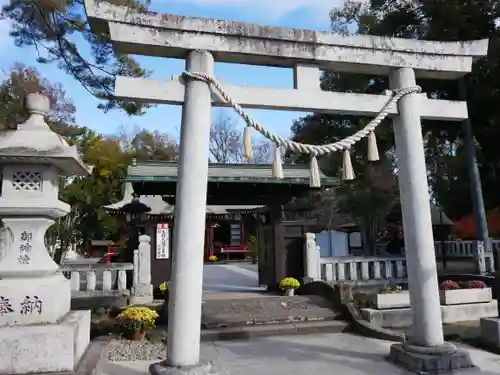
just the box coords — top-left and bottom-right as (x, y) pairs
(0, 93), (88, 176)
(0, 93), (89, 219)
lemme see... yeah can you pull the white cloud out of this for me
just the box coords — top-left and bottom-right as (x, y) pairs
(165, 0), (343, 21)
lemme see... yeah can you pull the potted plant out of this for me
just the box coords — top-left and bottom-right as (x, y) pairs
(114, 306), (159, 340)
(279, 277), (300, 296)
(439, 279), (491, 305)
(153, 281), (169, 300)
(208, 255), (217, 263)
(159, 281), (169, 301)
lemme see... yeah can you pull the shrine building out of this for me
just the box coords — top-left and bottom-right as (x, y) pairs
(106, 160), (338, 290)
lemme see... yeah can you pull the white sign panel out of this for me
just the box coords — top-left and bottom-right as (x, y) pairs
(156, 223), (170, 259)
(349, 232), (362, 248)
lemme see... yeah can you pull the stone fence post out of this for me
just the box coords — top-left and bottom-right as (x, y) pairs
(130, 235), (153, 305)
(133, 249), (139, 288)
(304, 233), (320, 281)
(475, 240), (487, 275)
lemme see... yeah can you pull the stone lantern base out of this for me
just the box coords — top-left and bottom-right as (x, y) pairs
(0, 311), (93, 374)
(0, 273), (71, 326)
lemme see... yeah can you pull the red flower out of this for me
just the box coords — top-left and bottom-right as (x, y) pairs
(440, 280), (460, 290)
(467, 280), (486, 289)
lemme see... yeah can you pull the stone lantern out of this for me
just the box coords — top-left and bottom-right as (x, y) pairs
(0, 93), (91, 374)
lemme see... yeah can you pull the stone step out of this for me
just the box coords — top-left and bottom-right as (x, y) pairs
(201, 320), (350, 341)
(201, 294), (342, 329)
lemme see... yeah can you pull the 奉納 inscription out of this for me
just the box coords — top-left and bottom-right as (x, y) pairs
(20, 296), (42, 315)
(0, 296), (14, 316)
(17, 231), (33, 265)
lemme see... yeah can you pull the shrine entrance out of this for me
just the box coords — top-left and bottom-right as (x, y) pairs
(256, 207), (320, 290)
(105, 180), (263, 292)
(125, 160), (338, 292)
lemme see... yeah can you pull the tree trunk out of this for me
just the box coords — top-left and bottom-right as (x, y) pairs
(360, 218), (378, 256)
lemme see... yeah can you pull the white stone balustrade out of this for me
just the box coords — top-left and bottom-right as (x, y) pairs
(435, 240), (500, 258)
(320, 256), (407, 284)
(60, 263), (134, 294)
(306, 232), (498, 284)
(318, 254), (496, 284)
(375, 239), (500, 258)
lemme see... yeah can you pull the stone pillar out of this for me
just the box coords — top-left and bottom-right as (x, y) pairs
(133, 249), (139, 287)
(388, 68), (473, 372)
(0, 93), (93, 374)
(160, 50), (214, 371)
(304, 233), (320, 280)
(316, 245), (321, 278)
(390, 67), (443, 347)
(475, 240), (486, 275)
(130, 235), (153, 304)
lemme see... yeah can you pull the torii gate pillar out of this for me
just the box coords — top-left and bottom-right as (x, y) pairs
(390, 67), (444, 347)
(388, 68), (473, 370)
(166, 50), (214, 368)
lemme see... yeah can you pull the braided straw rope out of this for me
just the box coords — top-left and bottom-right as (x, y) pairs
(182, 71), (421, 156)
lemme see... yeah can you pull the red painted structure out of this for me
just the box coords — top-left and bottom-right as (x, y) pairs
(204, 213), (253, 260)
(105, 246), (116, 264)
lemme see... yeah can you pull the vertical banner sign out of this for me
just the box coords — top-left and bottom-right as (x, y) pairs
(156, 224), (170, 259)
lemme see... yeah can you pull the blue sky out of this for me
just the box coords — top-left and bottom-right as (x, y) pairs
(0, 0), (344, 142)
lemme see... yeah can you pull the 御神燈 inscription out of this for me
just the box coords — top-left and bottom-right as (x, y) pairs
(18, 231), (33, 265)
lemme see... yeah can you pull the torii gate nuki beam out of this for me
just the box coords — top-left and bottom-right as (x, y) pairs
(84, 0), (488, 373)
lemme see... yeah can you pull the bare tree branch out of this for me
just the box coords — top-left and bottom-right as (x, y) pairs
(209, 114), (273, 164)
(209, 114), (244, 163)
(251, 140), (271, 164)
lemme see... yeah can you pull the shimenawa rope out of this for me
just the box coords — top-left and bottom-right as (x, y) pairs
(181, 71), (421, 187)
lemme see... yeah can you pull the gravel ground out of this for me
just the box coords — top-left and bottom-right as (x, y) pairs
(107, 335), (167, 361)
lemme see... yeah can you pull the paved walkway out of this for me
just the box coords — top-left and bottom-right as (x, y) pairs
(103, 332), (500, 375)
(203, 263), (265, 294)
(104, 262), (500, 374)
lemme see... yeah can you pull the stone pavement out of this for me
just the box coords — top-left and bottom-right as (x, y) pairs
(102, 332), (500, 375)
(203, 263), (264, 294)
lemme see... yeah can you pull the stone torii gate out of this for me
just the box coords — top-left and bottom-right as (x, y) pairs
(85, 1), (488, 373)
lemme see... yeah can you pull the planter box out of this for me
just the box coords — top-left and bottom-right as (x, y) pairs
(371, 291), (410, 310)
(362, 300), (498, 328)
(439, 288), (492, 305)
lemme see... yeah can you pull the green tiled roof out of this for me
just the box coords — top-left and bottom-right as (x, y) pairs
(126, 161), (339, 186)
